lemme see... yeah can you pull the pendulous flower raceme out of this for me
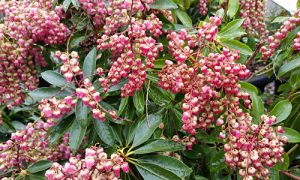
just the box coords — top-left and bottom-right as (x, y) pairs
(0, 0), (68, 107)
(198, 0), (209, 16)
(45, 146), (130, 180)
(0, 120), (71, 172)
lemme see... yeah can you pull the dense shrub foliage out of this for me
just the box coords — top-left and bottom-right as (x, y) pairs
(0, 0), (300, 179)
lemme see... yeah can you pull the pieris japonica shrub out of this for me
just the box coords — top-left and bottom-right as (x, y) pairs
(0, 0), (300, 179)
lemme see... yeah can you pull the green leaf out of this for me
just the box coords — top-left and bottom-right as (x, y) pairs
(93, 119), (115, 146)
(48, 115), (75, 145)
(227, 0), (239, 18)
(273, 153), (289, 170)
(27, 160), (52, 173)
(69, 120), (87, 153)
(118, 97), (129, 116)
(150, 0), (178, 10)
(133, 90), (145, 115)
(280, 127), (300, 143)
(239, 81), (258, 95)
(174, 9), (193, 28)
(83, 47), (97, 79)
(70, 35), (86, 49)
(148, 85), (173, 108)
(209, 151), (226, 173)
(289, 70), (300, 91)
(218, 19), (246, 39)
(270, 100), (292, 124)
(25, 87), (72, 105)
(62, 0), (72, 11)
(75, 99), (88, 127)
(297, 0), (300, 9)
(139, 155), (192, 178)
(221, 39), (253, 55)
(136, 162), (181, 180)
(278, 57), (300, 77)
(71, 0), (80, 9)
(272, 16), (289, 23)
(132, 139), (183, 154)
(250, 93), (264, 124)
(41, 70), (73, 88)
(154, 59), (166, 69)
(131, 112), (163, 148)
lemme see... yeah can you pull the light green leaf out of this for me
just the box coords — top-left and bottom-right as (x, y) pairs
(250, 93), (264, 124)
(83, 47), (97, 79)
(280, 127), (300, 143)
(227, 0), (239, 18)
(71, 0), (80, 9)
(27, 160), (52, 173)
(270, 100), (292, 124)
(278, 57), (300, 77)
(41, 71), (74, 88)
(132, 139), (183, 154)
(150, 0), (178, 10)
(174, 9), (193, 28)
(239, 81), (258, 95)
(272, 16), (289, 23)
(221, 39), (253, 55)
(62, 0), (72, 11)
(219, 19), (246, 39)
(117, 97), (129, 116)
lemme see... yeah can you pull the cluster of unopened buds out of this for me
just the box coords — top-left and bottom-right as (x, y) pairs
(97, 14), (163, 97)
(198, 0), (209, 16)
(0, 120), (71, 172)
(39, 96), (77, 120)
(46, 146), (129, 180)
(172, 135), (197, 150)
(56, 51), (82, 82)
(261, 10), (300, 59)
(294, 31), (300, 50)
(240, 0), (267, 39)
(222, 114), (287, 180)
(0, 0), (68, 107)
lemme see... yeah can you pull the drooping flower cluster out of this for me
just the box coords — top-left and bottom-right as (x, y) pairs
(223, 114), (287, 180)
(0, 120), (71, 172)
(39, 96), (77, 120)
(172, 135), (197, 150)
(0, 0), (68, 107)
(97, 14), (164, 97)
(45, 146), (130, 180)
(294, 31), (300, 51)
(198, 0), (209, 16)
(261, 10), (300, 59)
(240, 0), (267, 39)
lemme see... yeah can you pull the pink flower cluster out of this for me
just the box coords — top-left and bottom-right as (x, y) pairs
(294, 31), (300, 50)
(56, 51), (82, 82)
(262, 10), (300, 59)
(223, 114), (287, 180)
(97, 14), (163, 97)
(198, 0), (209, 16)
(172, 135), (197, 150)
(0, 0), (68, 107)
(0, 120), (71, 172)
(240, 0), (267, 39)
(46, 146), (129, 180)
(39, 96), (77, 120)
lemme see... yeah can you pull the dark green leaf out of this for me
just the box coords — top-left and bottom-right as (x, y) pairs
(148, 85), (173, 108)
(83, 47), (97, 79)
(132, 139), (183, 154)
(227, 0), (239, 18)
(69, 120), (87, 153)
(48, 115), (75, 145)
(41, 71), (72, 88)
(209, 151), (226, 173)
(139, 155), (192, 178)
(118, 97), (129, 116)
(70, 35), (86, 49)
(133, 90), (145, 115)
(136, 162), (181, 180)
(27, 160), (52, 173)
(270, 100), (292, 124)
(289, 69), (300, 90)
(174, 9), (193, 28)
(250, 93), (264, 124)
(131, 112), (163, 148)
(93, 119), (115, 146)
(278, 57), (300, 77)
(221, 40), (253, 55)
(11, 121), (25, 131)
(150, 0), (178, 10)
(75, 99), (88, 127)
(280, 127), (300, 143)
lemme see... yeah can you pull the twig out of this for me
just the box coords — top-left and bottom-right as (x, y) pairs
(287, 144), (299, 155)
(246, 42), (264, 67)
(280, 171), (300, 180)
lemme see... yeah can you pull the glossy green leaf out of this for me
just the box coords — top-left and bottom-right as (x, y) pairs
(273, 153), (289, 170)
(139, 155), (192, 178)
(289, 69), (300, 90)
(131, 112), (162, 148)
(27, 160), (52, 173)
(83, 47), (97, 79)
(272, 16), (289, 23)
(93, 119), (115, 146)
(148, 85), (173, 108)
(270, 100), (292, 124)
(75, 99), (88, 127)
(250, 93), (264, 124)
(132, 139), (183, 154)
(219, 19), (246, 39)
(136, 162), (181, 180)
(69, 120), (87, 153)
(278, 57), (300, 77)
(41, 71), (72, 88)
(25, 87), (72, 104)
(174, 9), (193, 28)
(221, 40), (253, 55)
(239, 81), (259, 95)
(209, 151), (226, 173)
(133, 90), (145, 115)
(48, 115), (75, 145)
(227, 0), (239, 18)
(280, 127), (300, 143)
(117, 97), (129, 116)
(150, 0), (178, 10)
